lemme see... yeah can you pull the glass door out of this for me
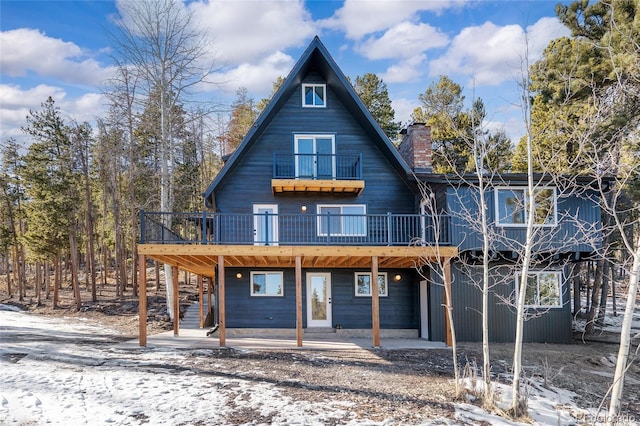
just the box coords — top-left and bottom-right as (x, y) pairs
(294, 135), (335, 179)
(253, 204), (278, 246)
(306, 272), (332, 327)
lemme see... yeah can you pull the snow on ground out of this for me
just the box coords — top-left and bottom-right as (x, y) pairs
(0, 304), (631, 425)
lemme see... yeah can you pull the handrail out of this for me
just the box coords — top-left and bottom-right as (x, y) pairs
(140, 210), (452, 246)
(273, 153), (363, 180)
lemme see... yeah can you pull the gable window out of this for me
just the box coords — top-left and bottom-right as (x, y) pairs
(317, 204), (366, 236)
(250, 271), (284, 297)
(355, 272), (388, 297)
(515, 271), (562, 308)
(294, 134), (335, 179)
(495, 187), (557, 227)
(302, 84), (326, 107)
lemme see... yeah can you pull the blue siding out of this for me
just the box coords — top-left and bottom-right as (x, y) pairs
(214, 72), (415, 216)
(223, 267), (419, 329)
(447, 186), (601, 254)
(428, 263), (573, 343)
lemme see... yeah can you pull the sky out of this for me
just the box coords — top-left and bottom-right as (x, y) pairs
(0, 0), (572, 147)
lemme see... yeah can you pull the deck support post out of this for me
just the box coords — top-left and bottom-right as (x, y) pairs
(172, 266), (179, 336)
(138, 254), (147, 347)
(443, 258), (453, 347)
(198, 275), (204, 328)
(295, 256), (303, 347)
(371, 256), (380, 348)
(218, 256), (226, 347)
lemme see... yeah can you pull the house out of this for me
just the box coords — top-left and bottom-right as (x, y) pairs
(137, 37), (602, 346)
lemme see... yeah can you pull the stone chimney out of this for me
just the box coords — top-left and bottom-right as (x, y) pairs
(398, 123), (432, 173)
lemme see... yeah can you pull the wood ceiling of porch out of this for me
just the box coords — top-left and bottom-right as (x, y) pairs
(138, 244), (458, 278)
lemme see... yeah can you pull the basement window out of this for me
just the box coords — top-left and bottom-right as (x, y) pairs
(515, 270), (562, 308)
(355, 272), (388, 297)
(250, 271), (284, 297)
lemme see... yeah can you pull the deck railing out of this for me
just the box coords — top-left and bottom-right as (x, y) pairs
(273, 153), (362, 180)
(140, 211), (451, 246)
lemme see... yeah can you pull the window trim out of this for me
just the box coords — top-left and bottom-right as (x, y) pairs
(494, 186), (558, 227)
(302, 83), (326, 108)
(515, 270), (563, 308)
(250, 271), (284, 297)
(317, 204), (367, 237)
(354, 272), (388, 297)
(293, 134), (336, 179)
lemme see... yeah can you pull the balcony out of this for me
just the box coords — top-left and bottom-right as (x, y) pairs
(140, 211), (452, 246)
(271, 153), (364, 194)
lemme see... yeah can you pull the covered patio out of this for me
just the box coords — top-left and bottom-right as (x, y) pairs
(137, 244), (457, 348)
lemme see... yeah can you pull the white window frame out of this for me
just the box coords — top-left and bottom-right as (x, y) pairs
(515, 270), (562, 308)
(317, 204), (367, 237)
(250, 271), (284, 297)
(494, 186), (557, 227)
(294, 134), (336, 179)
(354, 272), (388, 297)
(302, 83), (326, 107)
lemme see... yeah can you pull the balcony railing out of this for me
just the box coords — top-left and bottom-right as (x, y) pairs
(273, 153), (362, 180)
(140, 211), (451, 246)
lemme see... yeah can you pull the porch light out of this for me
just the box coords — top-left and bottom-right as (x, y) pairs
(236, 272), (243, 279)
(301, 205), (307, 212)
(394, 274), (402, 282)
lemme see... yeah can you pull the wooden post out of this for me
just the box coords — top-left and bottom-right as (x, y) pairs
(139, 254), (147, 347)
(371, 256), (380, 347)
(207, 277), (213, 316)
(218, 256), (226, 347)
(172, 266), (179, 336)
(443, 259), (453, 347)
(295, 256), (303, 347)
(198, 275), (204, 328)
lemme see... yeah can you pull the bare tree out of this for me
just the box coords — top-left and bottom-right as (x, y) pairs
(110, 0), (216, 319)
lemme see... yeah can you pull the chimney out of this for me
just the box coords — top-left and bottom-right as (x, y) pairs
(398, 123), (432, 173)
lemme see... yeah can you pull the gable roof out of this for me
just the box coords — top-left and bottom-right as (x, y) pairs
(203, 36), (412, 209)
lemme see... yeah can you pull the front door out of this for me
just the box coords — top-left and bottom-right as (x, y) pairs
(306, 272), (332, 327)
(253, 204), (278, 245)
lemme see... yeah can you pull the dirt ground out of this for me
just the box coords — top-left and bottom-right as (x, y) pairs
(1, 276), (639, 423)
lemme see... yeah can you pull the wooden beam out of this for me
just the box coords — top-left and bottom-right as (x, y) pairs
(198, 275), (204, 328)
(295, 256), (303, 347)
(371, 256), (380, 348)
(172, 266), (179, 336)
(139, 254), (147, 347)
(443, 259), (453, 347)
(218, 255), (226, 347)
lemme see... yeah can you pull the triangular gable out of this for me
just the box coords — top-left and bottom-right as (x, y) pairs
(203, 36), (412, 209)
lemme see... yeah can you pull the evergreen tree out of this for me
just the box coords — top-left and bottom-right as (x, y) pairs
(221, 87), (258, 154)
(352, 73), (400, 141)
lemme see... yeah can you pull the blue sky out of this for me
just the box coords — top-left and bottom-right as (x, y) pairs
(0, 0), (571, 145)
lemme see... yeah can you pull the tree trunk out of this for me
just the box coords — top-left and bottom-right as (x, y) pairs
(155, 261), (161, 292)
(4, 255), (11, 298)
(586, 260), (604, 333)
(597, 260), (610, 325)
(607, 238), (640, 422)
(35, 262), (41, 306)
(69, 228), (82, 311)
(53, 254), (60, 309)
(44, 262), (50, 300)
(573, 262), (581, 315)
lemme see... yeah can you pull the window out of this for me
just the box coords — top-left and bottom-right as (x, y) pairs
(317, 204), (366, 236)
(355, 272), (388, 297)
(515, 271), (562, 308)
(250, 271), (284, 296)
(495, 187), (557, 227)
(294, 134), (335, 179)
(302, 84), (326, 107)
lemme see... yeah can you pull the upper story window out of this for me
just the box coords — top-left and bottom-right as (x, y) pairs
(302, 84), (326, 107)
(294, 134), (335, 179)
(515, 270), (562, 308)
(495, 187), (557, 227)
(250, 271), (284, 297)
(317, 204), (366, 236)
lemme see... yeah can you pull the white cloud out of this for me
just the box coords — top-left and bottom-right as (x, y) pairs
(356, 21), (448, 60)
(391, 97), (420, 126)
(320, 0), (460, 40)
(0, 84), (106, 143)
(188, 0), (316, 65)
(429, 17), (570, 86)
(206, 51), (295, 97)
(0, 28), (114, 87)
(381, 54), (427, 83)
